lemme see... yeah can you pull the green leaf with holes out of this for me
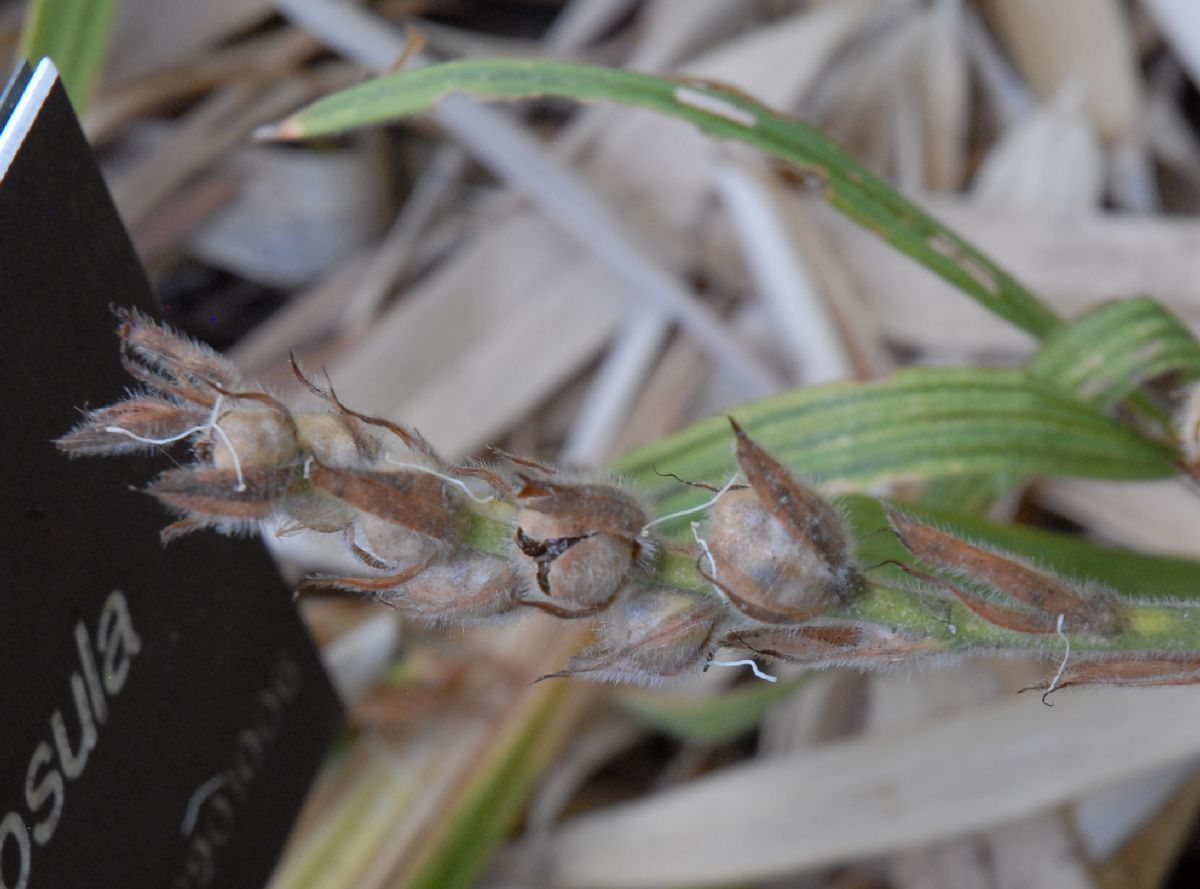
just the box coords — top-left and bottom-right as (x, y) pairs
(267, 57), (1062, 339)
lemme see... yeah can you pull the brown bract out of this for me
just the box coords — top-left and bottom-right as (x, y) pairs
(1025, 654), (1200, 697)
(514, 475), (648, 539)
(730, 623), (940, 669)
(118, 307), (239, 391)
(308, 463), (459, 544)
(56, 398), (209, 456)
(149, 465), (302, 541)
(885, 506), (1123, 636)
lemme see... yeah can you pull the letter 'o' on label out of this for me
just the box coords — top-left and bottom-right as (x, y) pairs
(0, 810), (32, 889)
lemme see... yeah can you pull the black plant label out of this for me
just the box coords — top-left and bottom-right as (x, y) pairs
(0, 61), (343, 889)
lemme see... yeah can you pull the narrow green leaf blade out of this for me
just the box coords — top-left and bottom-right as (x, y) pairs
(19, 0), (116, 110)
(269, 58), (1062, 339)
(914, 473), (1017, 514)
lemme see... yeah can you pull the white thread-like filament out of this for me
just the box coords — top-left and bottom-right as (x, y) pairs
(641, 474), (739, 537)
(1047, 613), (1070, 695)
(207, 416), (247, 492)
(710, 659), (777, 683)
(691, 521), (718, 579)
(103, 423), (207, 446)
(385, 457), (495, 503)
(105, 394), (247, 492)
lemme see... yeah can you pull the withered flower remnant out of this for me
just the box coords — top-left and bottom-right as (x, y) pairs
(510, 472), (652, 618)
(544, 586), (726, 686)
(702, 418), (861, 624)
(300, 550), (523, 622)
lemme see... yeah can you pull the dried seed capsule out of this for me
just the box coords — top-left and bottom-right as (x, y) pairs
(511, 474), (650, 617)
(295, 411), (375, 468)
(210, 406), (299, 472)
(352, 510), (448, 567)
(703, 419), (860, 624)
(393, 553), (521, 621)
(546, 586), (725, 686)
(307, 461), (461, 567)
(300, 551), (520, 623)
(275, 487), (358, 535)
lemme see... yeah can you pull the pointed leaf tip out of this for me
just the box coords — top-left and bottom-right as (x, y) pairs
(252, 118), (302, 142)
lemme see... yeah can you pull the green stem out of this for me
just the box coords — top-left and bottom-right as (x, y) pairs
(461, 499), (1200, 658)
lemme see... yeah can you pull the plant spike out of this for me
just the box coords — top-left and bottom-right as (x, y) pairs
(56, 311), (1200, 694)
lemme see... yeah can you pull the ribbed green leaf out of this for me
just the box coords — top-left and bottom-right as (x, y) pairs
(614, 367), (1175, 532)
(914, 473), (1017, 514)
(20, 0), (116, 110)
(935, 296), (1200, 510)
(918, 297), (1200, 513)
(269, 58), (1062, 339)
(1028, 296), (1200, 409)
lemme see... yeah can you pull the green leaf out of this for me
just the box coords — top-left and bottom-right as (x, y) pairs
(19, 0), (117, 110)
(1028, 296), (1200, 409)
(614, 367), (1176, 533)
(916, 473), (1017, 515)
(917, 296), (1200, 513)
(269, 58), (1062, 339)
(617, 678), (807, 746)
